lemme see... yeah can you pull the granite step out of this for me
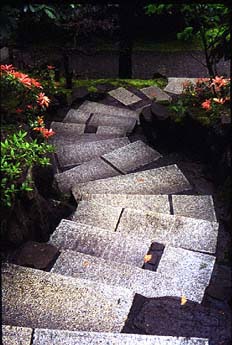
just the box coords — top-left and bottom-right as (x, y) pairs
(54, 158), (120, 192)
(49, 219), (152, 267)
(102, 140), (162, 173)
(55, 137), (130, 167)
(2, 325), (209, 345)
(60, 112), (136, 133)
(140, 85), (172, 104)
(2, 324), (33, 345)
(72, 164), (192, 199)
(108, 87), (142, 106)
(51, 132), (125, 146)
(2, 263), (134, 333)
(55, 141), (162, 191)
(63, 101), (139, 123)
(80, 193), (217, 222)
(51, 246), (215, 302)
(72, 201), (218, 253)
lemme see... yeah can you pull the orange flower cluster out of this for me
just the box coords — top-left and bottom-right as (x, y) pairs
(210, 76), (229, 89)
(201, 99), (212, 111)
(33, 116), (55, 139)
(37, 92), (50, 108)
(34, 127), (55, 139)
(1, 65), (42, 89)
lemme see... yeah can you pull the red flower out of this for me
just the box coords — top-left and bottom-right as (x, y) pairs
(33, 127), (55, 139)
(41, 128), (55, 139)
(27, 105), (33, 109)
(11, 71), (32, 88)
(30, 78), (42, 89)
(16, 108), (23, 113)
(210, 76), (228, 89)
(201, 99), (211, 111)
(47, 65), (55, 70)
(37, 92), (50, 108)
(0, 64), (15, 72)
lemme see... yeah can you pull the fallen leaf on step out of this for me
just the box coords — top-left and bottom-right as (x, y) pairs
(144, 254), (152, 263)
(83, 261), (90, 267)
(137, 178), (145, 183)
(181, 296), (187, 305)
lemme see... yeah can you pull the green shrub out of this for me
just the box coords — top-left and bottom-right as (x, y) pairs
(1, 130), (54, 207)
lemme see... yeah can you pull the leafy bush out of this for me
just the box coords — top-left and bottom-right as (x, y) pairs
(0, 64), (56, 208)
(169, 76), (230, 126)
(1, 131), (54, 207)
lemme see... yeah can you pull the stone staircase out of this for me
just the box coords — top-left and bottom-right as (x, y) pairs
(2, 84), (220, 344)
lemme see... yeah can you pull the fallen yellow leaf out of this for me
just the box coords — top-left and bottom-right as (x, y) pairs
(181, 296), (187, 305)
(83, 261), (90, 267)
(144, 254), (152, 263)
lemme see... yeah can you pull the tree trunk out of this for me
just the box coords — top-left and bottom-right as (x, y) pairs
(63, 51), (73, 89)
(118, 2), (136, 78)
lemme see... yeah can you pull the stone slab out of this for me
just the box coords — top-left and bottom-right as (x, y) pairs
(141, 86), (172, 103)
(102, 140), (162, 173)
(55, 137), (130, 167)
(2, 263), (135, 333)
(164, 78), (197, 95)
(55, 158), (120, 193)
(63, 101), (139, 123)
(51, 132), (124, 146)
(89, 113), (137, 132)
(72, 164), (192, 199)
(72, 201), (122, 230)
(2, 325), (33, 345)
(117, 208), (219, 254)
(96, 125), (129, 136)
(108, 87), (142, 106)
(172, 195), (217, 222)
(33, 329), (209, 345)
(49, 219), (152, 267)
(73, 201), (218, 253)
(81, 193), (170, 213)
(51, 247), (215, 302)
(157, 246), (215, 302)
(50, 121), (85, 134)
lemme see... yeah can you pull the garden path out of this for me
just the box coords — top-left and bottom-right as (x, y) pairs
(2, 81), (226, 344)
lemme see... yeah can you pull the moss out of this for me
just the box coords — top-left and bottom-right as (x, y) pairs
(57, 78), (167, 93)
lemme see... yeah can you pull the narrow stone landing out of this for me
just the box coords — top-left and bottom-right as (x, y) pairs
(49, 219), (151, 267)
(63, 100), (139, 123)
(55, 140), (162, 190)
(72, 201), (218, 253)
(2, 325), (209, 345)
(33, 329), (209, 344)
(80, 193), (217, 222)
(51, 246), (215, 302)
(55, 137), (130, 167)
(72, 164), (192, 198)
(2, 263), (134, 333)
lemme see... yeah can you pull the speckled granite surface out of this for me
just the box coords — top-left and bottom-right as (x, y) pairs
(102, 140), (162, 173)
(108, 87), (142, 106)
(51, 246), (215, 302)
(2, 263), (135, 333)
(63, 101), (139, 123)
(32, 329), (209, 345)
(72, 164), (192, 199)
(55, 137), (130, 167)
(2, 325), (33, 345)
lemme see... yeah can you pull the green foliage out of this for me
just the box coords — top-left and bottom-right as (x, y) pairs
(169, 77), (231, 126)
(145, 3), (230, 77)
(1, 131), (54, 207)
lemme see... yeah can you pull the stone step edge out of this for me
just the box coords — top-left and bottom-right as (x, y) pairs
(75, 200), (219, 226)
(2, 325), (209, 345)
(79, 193), (217, 222)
